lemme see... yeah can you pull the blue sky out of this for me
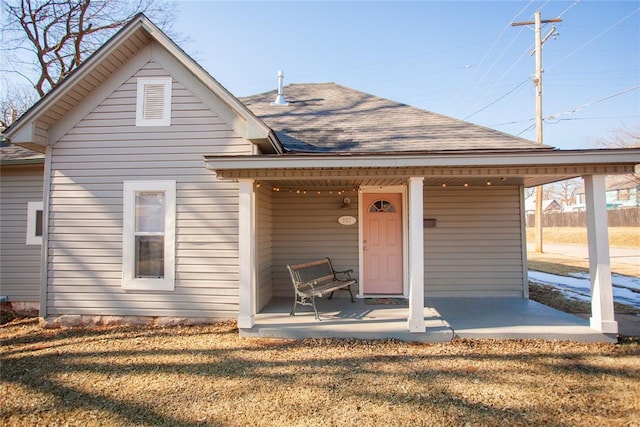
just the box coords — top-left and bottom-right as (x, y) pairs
(174, 0), (639, 150)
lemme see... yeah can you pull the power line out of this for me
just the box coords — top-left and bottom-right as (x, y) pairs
(547, 7), (640, 71)
(546, 85), (640, 120)
(460, 0), (535, 103)
(514, 85), (640, 135)
(463, 78), (529, 120)
(490, 115), (639, 128)
(557, 0), (580, 18)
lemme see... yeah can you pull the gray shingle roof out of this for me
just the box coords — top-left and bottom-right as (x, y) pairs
(241, 83), (552, 153)
(0, 142), (44, 162)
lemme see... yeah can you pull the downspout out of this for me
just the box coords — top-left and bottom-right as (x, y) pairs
(39, 145), (53, 318)
(519, 184), (530, 299)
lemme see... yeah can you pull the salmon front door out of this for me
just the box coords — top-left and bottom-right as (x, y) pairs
(362, 193), (403, 295)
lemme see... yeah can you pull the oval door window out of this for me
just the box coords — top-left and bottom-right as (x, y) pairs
(368, 200), (396, 213)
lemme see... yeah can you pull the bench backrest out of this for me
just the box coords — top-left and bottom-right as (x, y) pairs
(287, 258), (335, 286)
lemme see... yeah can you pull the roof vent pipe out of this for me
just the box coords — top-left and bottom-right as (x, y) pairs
(271, 70), (289, 106)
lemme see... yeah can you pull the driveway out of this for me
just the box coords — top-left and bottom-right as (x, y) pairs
(527, 243), (640, 276)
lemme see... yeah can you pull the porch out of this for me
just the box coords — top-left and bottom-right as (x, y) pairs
(240, 297), (616, 343)
(204, 152), (640, 338)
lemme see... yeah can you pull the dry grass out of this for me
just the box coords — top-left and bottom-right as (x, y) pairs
(526, 227), (640, 247)
(2, 227), (638, 425)
(1, 319), (639, 426)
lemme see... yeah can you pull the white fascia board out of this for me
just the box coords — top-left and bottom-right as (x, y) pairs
(7, 121), (36, 145)
(205, 149), (640, 171)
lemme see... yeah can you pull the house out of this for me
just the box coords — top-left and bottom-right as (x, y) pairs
(572, 175), (639, 209)
(565, 174), (639, 211)
(2, 14), (639, 337)
(524, 199), (564, 214)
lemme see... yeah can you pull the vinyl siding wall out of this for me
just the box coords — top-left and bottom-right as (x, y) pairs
(46, 59), (251, 318)
(267, 185), (525, 299)
(271, 191), (360, 298)
(423, 186), (525, 297)
(0, 164), (44, 302)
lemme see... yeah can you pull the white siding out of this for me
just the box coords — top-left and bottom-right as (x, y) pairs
(271, 191), (360, 297)
(46, 59), (251, 318)
(256, 185), (272, 310)
(0, 165), (44, 302)
(423, 186), (526, 297)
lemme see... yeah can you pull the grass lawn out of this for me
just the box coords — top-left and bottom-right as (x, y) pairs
(2, 319), (640, 427)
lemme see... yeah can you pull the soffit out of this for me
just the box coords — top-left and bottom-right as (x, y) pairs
(213, 164), (636, 189)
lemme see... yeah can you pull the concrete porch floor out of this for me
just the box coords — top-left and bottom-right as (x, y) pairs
(240, 297), (617, 343)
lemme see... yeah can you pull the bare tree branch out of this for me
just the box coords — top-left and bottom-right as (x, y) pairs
(2, 0), (178, 96)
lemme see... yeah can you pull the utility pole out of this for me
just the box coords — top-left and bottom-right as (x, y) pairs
(512, 12), (561, 253)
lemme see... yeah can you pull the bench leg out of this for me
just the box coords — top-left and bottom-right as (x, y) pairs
(347, 285), (355, 303)
(290, 295), (321, 321)
(328, 286), (356, 303)
(311, 296), (320, 321)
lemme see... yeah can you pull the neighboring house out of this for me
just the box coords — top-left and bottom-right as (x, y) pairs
(570, 174), (639, 211)
(525, 199), (564, 215)
(2, 14), (639, 335)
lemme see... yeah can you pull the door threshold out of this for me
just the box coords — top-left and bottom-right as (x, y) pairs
(358, 294), (407, 299)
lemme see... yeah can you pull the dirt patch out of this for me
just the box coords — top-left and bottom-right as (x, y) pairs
(2, 319), (639, 426)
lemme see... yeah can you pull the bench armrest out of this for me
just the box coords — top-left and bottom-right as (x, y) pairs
(296, 279), (319, 292)
(333, 269), (354, 281)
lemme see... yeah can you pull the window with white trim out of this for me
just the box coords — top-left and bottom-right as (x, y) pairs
(26, 201), (43, 245)
(135, 77), (172, 126)
(123, 181), (176, 291)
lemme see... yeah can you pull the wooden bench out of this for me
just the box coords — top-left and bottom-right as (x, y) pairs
(287, 258), (356, 320)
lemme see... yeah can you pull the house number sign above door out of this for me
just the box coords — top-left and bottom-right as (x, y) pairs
(338, 216), (357, 226)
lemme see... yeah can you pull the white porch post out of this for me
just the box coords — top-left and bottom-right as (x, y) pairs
(407, 177), (426, 333)
(237, 179), (256, 329)
(583, 175), (617, 334)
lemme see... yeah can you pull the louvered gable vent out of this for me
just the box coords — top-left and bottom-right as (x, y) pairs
(136, 77), (172, 126)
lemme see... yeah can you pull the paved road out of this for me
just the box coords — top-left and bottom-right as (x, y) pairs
(527, 243), (640, 275)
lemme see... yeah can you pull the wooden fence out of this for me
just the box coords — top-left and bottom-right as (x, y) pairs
(526, 207), (640, 227)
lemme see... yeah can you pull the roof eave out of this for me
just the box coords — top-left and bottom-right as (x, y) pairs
(0, 158), (45, 166)
(205, 148), (640, 171)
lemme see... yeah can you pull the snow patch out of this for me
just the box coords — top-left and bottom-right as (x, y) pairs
(528, 271), (640, 310)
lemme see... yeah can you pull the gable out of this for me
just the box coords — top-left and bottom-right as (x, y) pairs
(56, 58), (253, 156)
(4, 14), (279, 154)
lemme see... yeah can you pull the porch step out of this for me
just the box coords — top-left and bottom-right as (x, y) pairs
(240, 323), (455, 343)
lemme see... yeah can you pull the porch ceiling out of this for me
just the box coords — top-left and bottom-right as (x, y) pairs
(263, 175), (544, 190)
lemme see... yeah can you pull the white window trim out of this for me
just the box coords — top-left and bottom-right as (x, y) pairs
(122, 180), (176, 291)
(26, 201), (44, 245)
(135, 77), (172, 127)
